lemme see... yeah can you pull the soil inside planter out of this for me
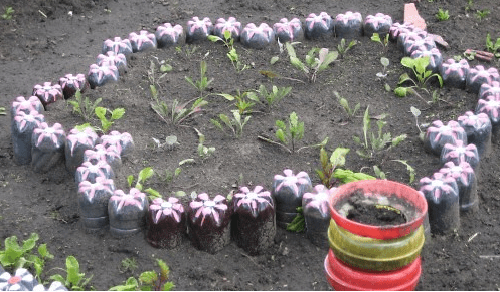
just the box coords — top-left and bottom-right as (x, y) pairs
(345, 190), (407, 226)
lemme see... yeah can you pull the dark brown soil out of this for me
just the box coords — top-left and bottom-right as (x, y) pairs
(1, 0), (500, 290)
(345, 190), (407, 226)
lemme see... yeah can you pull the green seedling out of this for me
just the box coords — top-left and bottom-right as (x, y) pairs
(148, 60), (171, 123)
(335, 91), (360, 121)
(1, 6), (14, 20)
(392, 160), (416, 184)
(160, 159), (193, 186)
(94, 106), (125, 134)
(185, 60), (213, 98)
(109, 259), (174, 291)
(465, 0), (474, 12)
(463, 50), (476, 60)
(67, 90), (102, 121)
(276, 111), (304, 153)
(352, 106), (407, 159)
(486, 33), (500, 57)
(208, 30), (248, 72)
(371, 33), (390, 53)
(286, 42), (339, 83)
(127, 167), (154, 191)
(337, 38), (357, 58)
(0, 233), (54, 281)
(394, 56), (443, 99)
(172, 98), (208, 125)
(0, 106), (5, 115)
(194, 128), (215, 160)
(211, 110), (251, 138)
(217, 90), (255, 115)
(152, 135), (179, 150)
(120, 258), (138, 274)
(316, 147), (350, 188)
(436, 8), (450, 21)
(376, 57), (391, 91)
(246, 84), (292, 110)
(49, 256), (93, 291)
(333, 169), (376, 184)
(476, 9), (490, 21)
(410, 106), (425, 140)
(175, 44), (198, 57)
(287, 207), (305, 232)
(373, 165), (386, 179)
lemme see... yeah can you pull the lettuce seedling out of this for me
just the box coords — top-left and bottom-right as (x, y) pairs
(49, 255), (93, 291)
(286, 207), (305, 232)
(394, 56), (443, 98)
(486, 33), (500, 57)
(246, 84), (292, 111)
(109, 259), (174, 291)
(94, 106), (125, 134)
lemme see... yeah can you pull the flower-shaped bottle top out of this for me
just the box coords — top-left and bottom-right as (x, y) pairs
(476, 96), (500, 125)
(32, 122), (66, 150)
(302, 184), (335, 218)
(419, 172), (459, 203)
(58, 74), (89, 99)
(83, 143), (122, 171)
(97, 51), (127, 69)
(389, 22), (414, 41)
(32, 82), (63, 108)
(233, 186), (274, 218)
(66, 127), (99, 156)
(87, 63), (119, 89)
(189, 193), (229, 227)
(110, 188), (147, 212)
(273, 18), (302, 43)
(33, 281), (68, 291)
(13, 110), (45, 133)
(128, 30), (157, 52)
(100, 130), (134, 158)
(78, 176), (115, 203)
(149, 197), (185, 224)
(335, 11), (362, 25)
(155, 23), (185, 47)
(11, 96), (43, 117)
(102, 36), (133, 55)
(424, 120), (467, 156)
(304, 12), (333, 39)
(440, 58), (470, 88)
(75, 160), (115, 184)
(479, 80), (500, 99)
(214, 17), (242, 40)
(439, 161), (475, 187)
(273, 169), (312, 201)
(467, 65), (500, 94)
(440, 140), (480, 170)
(0, 268), (37, 291)
(364, 13), (393, 36)
(241, 23), (275, 49)
(186, 16), (213, 43)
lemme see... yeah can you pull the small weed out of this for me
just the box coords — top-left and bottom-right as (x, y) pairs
(0, 106), (5, 115)
(160, 159), (193, 186)
(152, 135), (179, 151)
(316, 147), (350, 188)
(486, 33), (500, 57)
(373, 165), (386, 179)
(94, 106), (125, 134)
(246, 84), (292, 111)
(216, 90), (255, 115)
(335, 91), (360, 121)
(194, 128), (215, 160)
(175, 44), (198, 57)
(371, 33), (390, 53)
(109, 259), (174, 291)
(1, 6), (14, 20)
(49, 255), (93, 291)
(286, 42), (338, 83)
(376, 57), (391, 91)
(352, 106), (407, 159)
(436, 8), (450, 21)
(394, 56), (443, 100)
(410, 106), (426, 140)
(392, 160), (416, 184)
(211, 110), (251, 138)
(275, 111), (304, 153)
(476, 9), (490, 21)
(67, 90), (102, 121)
(465, 0), (474, 12)
(337, 38), (357, 58)
(185, 60), (213, 98)
(208, 30), (248, 72)
(120, 258), (138, 273)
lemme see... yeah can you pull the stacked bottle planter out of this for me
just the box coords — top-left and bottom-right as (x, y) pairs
(325, 180), (428, 291)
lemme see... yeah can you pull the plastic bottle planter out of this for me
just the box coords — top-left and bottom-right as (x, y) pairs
(272, 169), (312, 228)
(304, 12), (333, 40)
(155, 23), (185, 48)
(32, 82), (63, 110)
(302, 185), (334, 248)
(109, 188), (149, 238)
(273, 18), (303, 43)
(324, 250), (422, 291)
(186, 17), (213, 44)
(389, 22), (414, 42)
(65, 127), (99, 174)
(102, 37), (133, 55)
(33, 281), (68, 291)
(87, 63), (119, 89)
(11, 110), (45, 165)
(333, 11), (363, 39)
(419, 173), (460, 235)
(403, 36), (436, 56)
(83, 143), (122, 173)
(466, 65), (500, 94)
(188, 193), (231, 254)
(58, 74), (89, 99)
(214, 17), (242, 40)
(363, 13), (392, 37)
(97, 52), (127, 73)
(240, 23), (275, 50)
(232, 186), (276, 255)
(476, 96), (500, 142)
(77, 177), (115, 231)
(328, 180), (428, 271)
(439, 161), (478, 213)
(423, 120), (468, 156)
(458, 111), (492, 159)
(0, 268), (38, 291)
(75, 160), (115, 186)
(440, 141), (480, 171)
(31, 122), (66, 173)
(396, 29), (427, 53)
(147, 197), (186, 249)
(11, 96), (44, 121)
(410, 48), (443, 74)
(128, 30), (157, 53)
(440, 59), (470, 89)
(479, 80), (500, 99)
(100, 131), (134, 159)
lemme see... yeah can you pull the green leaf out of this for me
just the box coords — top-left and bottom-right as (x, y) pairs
(371, 33), (381, 43)
(179, 159), (195, 166)
(394, 87), (409, 97)
(380, 57), (389, 67)
(216, 93), (235, 101)
(38, 243), (53, 259)
(111, 108), (125, 120)
(285, 42), (297, 58)
(162, 282), (175, 291)
(270, 56), (280, 65)
(318, 51), (338, 71)
(276, 129), (286, 144)
(373, 166), (386, 179)
(49, 274), (65, 284)
(275, 120), (286, 130)
(22, 233), (38, 252)
(410, 106), (421, 117)
(139, 271), (157, 285)
(127, 175), (134, 188)
(290, 56), (306, 72)
(207, 35), (221, 42)
(65, 256), (81, 286)
(330, 148), (350, 168)
(392, 134), (407, 146)
(138, 167), (154, 184)
(95, 107), (107, 120)
(109, 277), (139, 291)
(400, 57), (414, 69)
(160, 64), (172, 73)
(145, 188), (161, 200)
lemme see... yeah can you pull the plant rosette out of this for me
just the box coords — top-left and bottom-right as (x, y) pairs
(479, 80), (500, 99)
(440, 58), (470, 89)
(0, 268), (38, 291)
(32, 82), (63, 110)
(11, 110), (45, 165)
(304, 12), (333, 40)
(440, 140), (480, 171)
(128, 30), (157, 53)
(232, 186), (276, 255)
(466, 65), (500, 94)
(10, 96), (44, 121)
(155, 23), (185, 48)
(58, 74), (89, 100)
(302, 184), (335, 248)
(75, 160), (115, 186)
(102, 36), (133, 56)
(333, 11), (363, 39)
(213, 17), (241, 40)
(240, 23), (275, 50)
(419, 172), (460, 235)
(458, 111), (492, 158)
(77, 177), (116, 231)
(64, 127), (99, 175)
(271, 169), (312, 228)
(273, 18), (303, 43)
(475, 96), (500, 142)
(31, 122), (66, 173)
(410, 48), (443, 74)
(187, 193), (232, 254)
(100, 131), (134, 158)
(109, 188), (149, 238)
(186, 16), (213, 44)
(147, 197), (186, 249)
(83, 143), (122, 173)
(439, 161), (478, 213)
(423, 120), (468, 156)
(363, 13), (392, 37)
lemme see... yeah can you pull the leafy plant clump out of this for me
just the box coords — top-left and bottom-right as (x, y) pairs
(109, 259), (174, 291)
(476, 9), (490, 21)
(371, 33), (390, 53)
(337, 38), (357, 58)
(185, 60), (213, 98)
(316, 147), (350, 188)
(49, 255), (93, 291)
(208, 30), (248, 72)
(195, 128), (215, 160)
(286, 42), (338, 83)
(436, 8), (450, 21)
(95, 106), (125, 134)
(335, 91), (360, 121)
(211, 110), (251, 138)
(394, 56), (443, 99)
(68, 90), (102, 121)
(246, 84), (292, 111)
(217, 90), (255, 115)
(352, 106), (407, 159)
(127, 167), (163, 200)
(1, 6), (14, 20)
(486, 33), (500, 58)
